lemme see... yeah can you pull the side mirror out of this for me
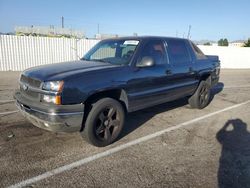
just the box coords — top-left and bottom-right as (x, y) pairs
(136, 56), (155, 67)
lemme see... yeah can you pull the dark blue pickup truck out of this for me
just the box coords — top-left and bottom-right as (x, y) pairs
(14, 36), (220, 146)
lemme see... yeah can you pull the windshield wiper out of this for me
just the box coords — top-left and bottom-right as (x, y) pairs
(93, 59), (111, 64)
(81, 58), (111, 64)
(81, 57), (90, 61)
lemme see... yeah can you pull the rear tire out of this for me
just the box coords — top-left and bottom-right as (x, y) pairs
(81, 98), (125, 147)
(188, 80), (211, 109)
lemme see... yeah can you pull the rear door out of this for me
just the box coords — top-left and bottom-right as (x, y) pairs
(165, 39), (199, 98)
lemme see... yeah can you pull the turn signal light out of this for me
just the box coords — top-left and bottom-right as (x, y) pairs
(55, 95), (61, 105)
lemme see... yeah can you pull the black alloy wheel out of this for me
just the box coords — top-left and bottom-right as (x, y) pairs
(188, 80), (211, 109)
(95, 106), (121, 141)
(199, 83), (210, 107)
(82, 98), (125, 147)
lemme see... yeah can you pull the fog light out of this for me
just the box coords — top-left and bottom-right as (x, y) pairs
(42, 95), (61, 105)
(43, 95), (56, 103)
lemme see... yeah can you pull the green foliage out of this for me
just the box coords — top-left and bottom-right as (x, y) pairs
(218, 38), (229, 46)
(203, 42), (211, 46)
(243, 39), (250, 47)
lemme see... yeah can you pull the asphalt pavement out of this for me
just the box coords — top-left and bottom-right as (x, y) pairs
(1, 69), (250, 188)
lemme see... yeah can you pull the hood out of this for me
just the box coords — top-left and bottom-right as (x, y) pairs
(23, 60), (118, 81)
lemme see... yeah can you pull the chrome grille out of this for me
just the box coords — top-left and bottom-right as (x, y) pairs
(20, 86), (39, 98)
(20, 75), (41, 88)
(20, 75), (42, 99)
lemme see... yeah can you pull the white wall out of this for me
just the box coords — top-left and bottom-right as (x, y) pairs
(0, 35), (99, 71)
(1, 35), (250, 71)
(198, 45), (250, 69)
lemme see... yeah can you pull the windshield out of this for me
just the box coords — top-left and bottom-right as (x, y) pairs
(82, 39), (139, 65)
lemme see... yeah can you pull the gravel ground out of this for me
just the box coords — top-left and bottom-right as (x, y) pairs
(1, 69), (250, 188)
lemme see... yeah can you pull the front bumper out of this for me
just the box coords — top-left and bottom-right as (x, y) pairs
(14, 91), (84, 133)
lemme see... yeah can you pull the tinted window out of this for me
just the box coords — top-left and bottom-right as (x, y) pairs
(83, 40), (139, 65)
(91, 44), (116, 60)
(167, 39), (191, 64)
(191, 42), (207, 60)
(138, 40), (166, 65)
(122, 45), (137, 59)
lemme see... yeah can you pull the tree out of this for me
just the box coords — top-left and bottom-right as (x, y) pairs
(243, 39), (250, 47)
(204, 42), (211, 46)
(218, 39), (223, 46)
(223, 38), (229, 46)
(218, 38), (229, 46)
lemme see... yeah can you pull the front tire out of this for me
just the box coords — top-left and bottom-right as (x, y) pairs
(188, 80), (211, 109)
(82, 98), (125, 147)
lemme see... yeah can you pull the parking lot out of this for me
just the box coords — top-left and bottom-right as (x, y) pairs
(1, 69), (250, 188)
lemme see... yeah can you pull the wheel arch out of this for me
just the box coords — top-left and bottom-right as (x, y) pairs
(80, 89), (128, 131)
(200, 72), (212, 86)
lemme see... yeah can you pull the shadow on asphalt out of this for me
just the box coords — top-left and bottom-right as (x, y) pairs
(217, 119), (250, 188)
(119, 82), (224, 140)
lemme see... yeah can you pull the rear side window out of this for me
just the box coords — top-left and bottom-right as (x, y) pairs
(166, 39), (191, 64)
(191, 42), (207, 60)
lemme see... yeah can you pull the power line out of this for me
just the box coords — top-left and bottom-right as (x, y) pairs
(187, 25), (191, 39)
(61, 16), (64, 28)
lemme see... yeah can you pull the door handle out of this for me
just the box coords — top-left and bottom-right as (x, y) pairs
(165, 69), (172, 75)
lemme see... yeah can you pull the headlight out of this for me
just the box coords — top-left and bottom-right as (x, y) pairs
(42, 81), (64, 92)
(42, 81), (63, 105)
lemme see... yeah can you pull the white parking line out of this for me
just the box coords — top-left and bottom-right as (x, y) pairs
(7, 99), (250, 188)
(0, 110), (18, 115)
(0, 99), (15, 103)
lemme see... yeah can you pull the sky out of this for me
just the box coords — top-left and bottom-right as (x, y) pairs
(0, 0), (249, 41)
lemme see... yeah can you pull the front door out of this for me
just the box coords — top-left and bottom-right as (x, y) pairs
(127, 39), (175, 111)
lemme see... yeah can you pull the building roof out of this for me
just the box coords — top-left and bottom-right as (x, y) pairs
(230, 40), (246, 43)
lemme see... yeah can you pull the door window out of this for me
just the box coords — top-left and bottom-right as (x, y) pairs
(167, 39), (191, 64)
(191, 42), (207, 60)
(139, 40), (166, 65)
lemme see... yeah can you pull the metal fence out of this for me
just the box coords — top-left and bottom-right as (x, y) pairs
(1, 35), (250, 71)
(0, 35), (99, 71)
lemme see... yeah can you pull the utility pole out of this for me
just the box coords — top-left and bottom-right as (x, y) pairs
(61, 16), (64, 28)
(97, 23), (100, 34)
(187, 25), (191, 39)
